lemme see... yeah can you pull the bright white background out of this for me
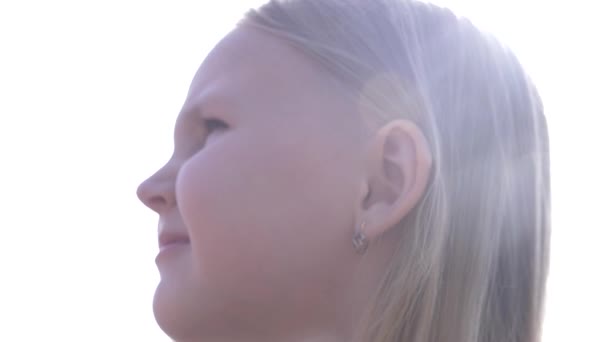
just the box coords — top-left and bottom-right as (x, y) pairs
(0, 1), (605, 341)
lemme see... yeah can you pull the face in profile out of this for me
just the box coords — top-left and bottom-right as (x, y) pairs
(137, 26), (371, 340)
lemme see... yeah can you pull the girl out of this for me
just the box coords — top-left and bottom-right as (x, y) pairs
(137, 1), (550, 341)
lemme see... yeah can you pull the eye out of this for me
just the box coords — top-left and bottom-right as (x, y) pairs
(201, 118), (228, 147)
(204, 118), (228, 133)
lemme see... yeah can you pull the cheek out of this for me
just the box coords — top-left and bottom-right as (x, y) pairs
(175, 128), (357, 297)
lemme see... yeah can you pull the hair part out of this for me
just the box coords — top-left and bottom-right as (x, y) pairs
(242, 1), (551, 341)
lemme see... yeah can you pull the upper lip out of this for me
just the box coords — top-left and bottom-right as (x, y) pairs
(158, 231), (190, 248)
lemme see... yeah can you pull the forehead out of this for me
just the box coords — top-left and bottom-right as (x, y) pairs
(183, 25), (351, 119)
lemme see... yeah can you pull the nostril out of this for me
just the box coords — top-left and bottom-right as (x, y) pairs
(136, 181), (151, 204)
(136, 166), (177, 213)
(146, 196), (168, 213)
(137, 178), (175, 213)
(138, 187), (165, 213)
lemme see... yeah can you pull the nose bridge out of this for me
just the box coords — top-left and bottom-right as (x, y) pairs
(137, 160), (178, 213)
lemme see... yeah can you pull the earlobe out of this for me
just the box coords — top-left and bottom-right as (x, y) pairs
(357, 120), (432, 242)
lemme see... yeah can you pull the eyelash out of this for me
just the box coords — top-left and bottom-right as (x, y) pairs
(204, 118), (228, 132)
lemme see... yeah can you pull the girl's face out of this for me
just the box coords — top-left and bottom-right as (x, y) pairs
(137, 26), (369, 340)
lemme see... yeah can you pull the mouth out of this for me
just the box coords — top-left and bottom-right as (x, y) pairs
(158, 232), (190, 250)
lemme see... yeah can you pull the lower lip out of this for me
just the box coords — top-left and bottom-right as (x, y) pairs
(155, 242), (189, 263)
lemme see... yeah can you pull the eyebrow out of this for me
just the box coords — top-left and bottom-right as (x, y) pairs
(179, 90), (230, 120)
(172, 92), (232, 145)
(172, 99), (203, 147)
(179, 95), (205, 119)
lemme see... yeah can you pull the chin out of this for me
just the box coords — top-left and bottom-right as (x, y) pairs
(153, 280), (201, 341)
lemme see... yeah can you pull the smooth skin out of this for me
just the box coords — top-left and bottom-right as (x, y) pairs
(137, 26), (431, 342)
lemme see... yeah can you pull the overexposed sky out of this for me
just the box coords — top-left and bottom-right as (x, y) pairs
(0, 1), (606, 341)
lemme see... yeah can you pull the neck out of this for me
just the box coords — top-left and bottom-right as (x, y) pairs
(174, 235), (398, 342)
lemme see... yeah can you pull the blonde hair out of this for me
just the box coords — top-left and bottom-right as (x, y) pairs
(242, 1), (551, 342)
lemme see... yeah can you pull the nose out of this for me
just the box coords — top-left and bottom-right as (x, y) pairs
(137, 163), (177, 214)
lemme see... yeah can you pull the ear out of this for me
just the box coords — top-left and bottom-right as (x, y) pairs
(357, 120), (432, 240)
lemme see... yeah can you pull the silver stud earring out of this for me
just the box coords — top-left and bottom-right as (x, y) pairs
(352, 221), (369, 254)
